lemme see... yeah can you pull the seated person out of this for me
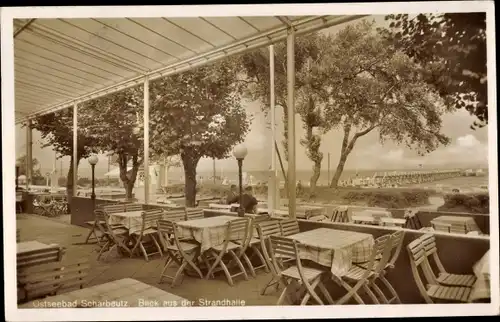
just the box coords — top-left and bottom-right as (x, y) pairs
(225, 184), (238, 205)
(228, 186), (258, 214)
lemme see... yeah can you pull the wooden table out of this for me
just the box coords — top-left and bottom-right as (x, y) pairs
(17, 241), (58, 255)
(19, 278), (190, 308)
(470, 250), (490, 302)
(287, 228), (374, 277)
(177, 215), (243, 252)
(432, 216), (480, 234)
(108, 211), (144, 233)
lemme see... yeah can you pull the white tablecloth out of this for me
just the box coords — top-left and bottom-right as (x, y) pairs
(433, 216), (481, 233)
(108, 211), (144, 234)
(176, 215), (243, 252)
(470, 250), (490, 302)
(287, 228), (374, 277)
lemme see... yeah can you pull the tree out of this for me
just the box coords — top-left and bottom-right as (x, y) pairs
(31, 109), (95, 204)
(16, 155), (44, 183)
(315, 21), (451, 187)
(149, 59), (250, 207)
(240, 34), (328, 192)
(83, 87), (144, 200)
(378, 13), (487, 128)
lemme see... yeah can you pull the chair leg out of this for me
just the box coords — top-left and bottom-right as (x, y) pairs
(205, 250), (224, 280)
(300, 277), (324, 305)
(151, 235), (163, 258)
(261, 276), (280, 295)
(317, 280), (335, 304)
(379, 274), (401, 304)
(229, 250), (248, 281)
(336, 280), (366, 305)
(250, 245), (269, 273)
(241, 253), (256, 278)
(370, 279), (389, 304)
(172, 261), (188, 287)
(139, 242), (149, 261)
(362, 284), (380, 304)
(97, 241), (111, 260)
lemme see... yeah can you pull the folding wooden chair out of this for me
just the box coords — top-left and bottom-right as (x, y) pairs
(334, 234), (393, 305)
(407, 235), (472, 303)
(157, 219), (203, 287)
(269, 236), (332, 305)
(357, 230), (405, 304)
(185, 208), (204, 220)
(123, 203), (144, 212)
(163, 209), (187, 222)
(130, 209), (164, 261)
(431, 220), (452, 233)
(238, 215), (272, 276)
(419, 233), (477, 287)
(331, 206), (349, 223)
(279, 219), (300, 236)
(19, 259), (90, 303)
(16, 229), (21, 243)
(95, 210), (132, 261)
(205, 218), (251, 286)
(257, 220), (287, 295)
(84, 204), (125, 244)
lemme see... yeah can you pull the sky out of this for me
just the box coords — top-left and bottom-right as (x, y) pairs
(14, 15), (490, 177)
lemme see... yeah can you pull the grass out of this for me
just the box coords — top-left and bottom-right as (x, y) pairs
(437, 193), (490, 214)
(163, 183), (435, 209)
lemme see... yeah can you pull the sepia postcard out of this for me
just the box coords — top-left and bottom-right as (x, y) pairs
(1, 2), (498, 321)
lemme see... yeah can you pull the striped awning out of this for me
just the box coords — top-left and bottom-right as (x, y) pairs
(13, 15), (366, 123)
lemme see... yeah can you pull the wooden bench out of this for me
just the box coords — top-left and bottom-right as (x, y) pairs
(17, 245), (65, 271)
(18, 259), (90, 302)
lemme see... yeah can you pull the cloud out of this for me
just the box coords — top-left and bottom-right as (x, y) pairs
(456, 134), (481, 148)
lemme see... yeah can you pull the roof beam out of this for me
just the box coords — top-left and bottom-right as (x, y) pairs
(14, 19), (36, 38)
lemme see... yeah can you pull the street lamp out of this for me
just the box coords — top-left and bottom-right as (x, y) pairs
(232, 143), (248, 217)
(88, 155), (99, 200)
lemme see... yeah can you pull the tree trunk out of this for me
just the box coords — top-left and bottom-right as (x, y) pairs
(65, 155), (80, 213)
(181, 152), (201, 208)
(118, 154), (140, 201)
(309, 160), (321, 193)
(330, 152), (348, 188)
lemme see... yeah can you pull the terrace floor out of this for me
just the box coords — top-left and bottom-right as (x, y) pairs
(15, 213), (282, 307)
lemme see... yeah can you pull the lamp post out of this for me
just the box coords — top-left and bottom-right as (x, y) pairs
(88, 155), (99, 200)
(232, 144), (248, 217)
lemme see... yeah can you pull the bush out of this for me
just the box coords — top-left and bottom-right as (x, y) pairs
(438, 193), (489, 214)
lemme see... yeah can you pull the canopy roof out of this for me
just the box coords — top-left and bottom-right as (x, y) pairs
(14, 15), (365, 124)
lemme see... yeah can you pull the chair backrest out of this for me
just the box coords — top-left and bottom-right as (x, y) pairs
(279, 219), (300, 236)
(157, 219), (175, 249)
(99, 204), (125, 214)
(331, 206), (349, 223)
(17, 245), (66, 271)
(221, 218), (251, 252)
(418, 233), (447, 275)
(268, 235), (297, 276)
(163, 209), (187, 222)
(185, 208), (204, 220)
(124, 203), (143, 212)
(406, 235), (438, 303)
(386, 230), (405, 268)
(16, 229), (21, 243)
(364, 234), (393, 275)
(139, 209), (164, 234)
(20, 259), (90, 302)
(431, 220), (451, 233)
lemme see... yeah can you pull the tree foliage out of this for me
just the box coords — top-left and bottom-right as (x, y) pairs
(149, 59), (250, 206)
(240, 34), (327, 191)
(16, 155), (44, 182)
(315, 21), (451, 187)
(82, 86), (144, 199)
(31, 109), (96, 200)
(378, 13), (487, 129)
